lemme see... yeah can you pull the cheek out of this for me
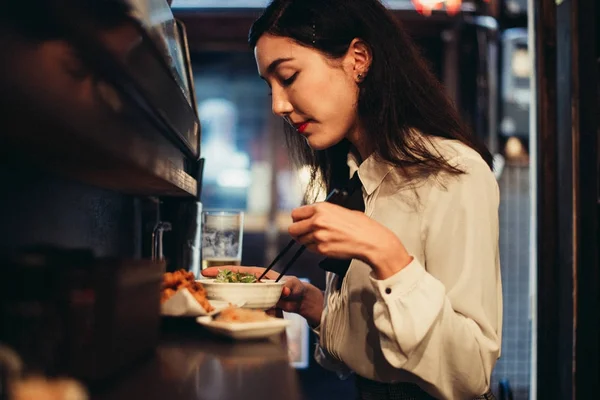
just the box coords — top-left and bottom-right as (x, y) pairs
(313, 74), (357, 119)
(328, 81), (359, 125)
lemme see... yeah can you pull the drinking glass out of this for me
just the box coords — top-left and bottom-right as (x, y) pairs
(201, 210), (244, 270)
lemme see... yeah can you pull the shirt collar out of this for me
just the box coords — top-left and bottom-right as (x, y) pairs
(347, 152), (395, 196)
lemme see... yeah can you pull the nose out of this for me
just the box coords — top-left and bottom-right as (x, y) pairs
(271, 88), (293, 117)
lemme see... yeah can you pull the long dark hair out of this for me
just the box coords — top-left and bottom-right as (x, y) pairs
(249, 0), (493, 199)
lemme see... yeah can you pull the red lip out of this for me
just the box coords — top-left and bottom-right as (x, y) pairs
(295, 121), (309, 133)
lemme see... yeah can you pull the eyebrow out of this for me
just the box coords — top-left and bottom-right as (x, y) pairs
(261, 57), (294, 78)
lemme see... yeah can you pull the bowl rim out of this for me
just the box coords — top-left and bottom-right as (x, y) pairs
(197, 278), (285, 286)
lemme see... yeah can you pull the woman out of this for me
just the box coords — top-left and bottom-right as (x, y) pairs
(203, 0), (502, 399)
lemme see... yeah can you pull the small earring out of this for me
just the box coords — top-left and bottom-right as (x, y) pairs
(357, 73), (363, 82)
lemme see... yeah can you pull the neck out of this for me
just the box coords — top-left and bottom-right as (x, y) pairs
(346, 124), (373, 161)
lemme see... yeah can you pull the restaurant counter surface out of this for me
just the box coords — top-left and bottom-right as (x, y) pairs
(92, 318), (302, 400)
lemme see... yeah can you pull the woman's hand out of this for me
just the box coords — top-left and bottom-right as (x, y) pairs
(288, 202), (413, 279)
(201, 266), (324, 326)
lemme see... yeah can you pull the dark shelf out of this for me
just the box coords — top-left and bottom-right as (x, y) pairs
(0, 2), (200, 197)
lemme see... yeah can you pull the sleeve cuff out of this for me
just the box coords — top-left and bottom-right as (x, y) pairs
(369, 256), (426, 299)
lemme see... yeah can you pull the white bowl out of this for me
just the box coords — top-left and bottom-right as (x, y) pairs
(199, 279), (285, 310)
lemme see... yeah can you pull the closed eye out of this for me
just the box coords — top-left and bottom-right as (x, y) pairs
(262, 71), (298, 96)
(281, 72), (298, 87)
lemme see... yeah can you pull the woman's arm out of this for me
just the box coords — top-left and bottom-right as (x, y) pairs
(368, 157), (502, 399)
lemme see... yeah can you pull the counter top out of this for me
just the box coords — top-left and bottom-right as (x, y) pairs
(91, 318), (302, 400)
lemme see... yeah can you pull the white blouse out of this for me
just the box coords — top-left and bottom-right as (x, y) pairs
(313, 137), (502, 400)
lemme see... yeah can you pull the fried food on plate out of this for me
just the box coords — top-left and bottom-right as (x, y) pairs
(162, 269), (194, 289)
(161, 269), (214, 312)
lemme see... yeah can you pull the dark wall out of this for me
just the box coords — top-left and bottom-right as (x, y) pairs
(0, 164), (141, 259)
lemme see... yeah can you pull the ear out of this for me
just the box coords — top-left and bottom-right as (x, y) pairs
(345, 38), (372, 82)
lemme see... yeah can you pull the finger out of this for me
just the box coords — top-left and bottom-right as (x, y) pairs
(276, 300), (298, 313)
(291, 205), (316, 222)
(288, 218), (315, 238)
(201, 266), (231, 277)
(303, 243), (321, 255)
(281, 277), (304, 299)
(259, 269), (282, 280)
(294, 232), (315, 247)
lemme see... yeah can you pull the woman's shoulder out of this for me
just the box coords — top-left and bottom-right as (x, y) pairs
(400, 135), (497, 199)
(380, 134), (497, 204)
(424, 137), (498, 201)
(426, 136), (490, 169)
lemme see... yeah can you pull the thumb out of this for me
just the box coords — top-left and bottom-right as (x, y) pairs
(281, 278), (304, 299)
(201, 267), (221, 277)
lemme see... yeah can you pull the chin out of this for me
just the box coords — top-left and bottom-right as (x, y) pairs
(305, 135), (343, 151)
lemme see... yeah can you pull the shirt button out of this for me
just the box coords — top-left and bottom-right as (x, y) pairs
(385, 288), (392, 294)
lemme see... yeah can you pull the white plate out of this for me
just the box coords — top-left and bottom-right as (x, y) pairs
(196, 315), (290, 340)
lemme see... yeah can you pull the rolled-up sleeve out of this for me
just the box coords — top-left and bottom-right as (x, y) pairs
(369, 157), (502, 399)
